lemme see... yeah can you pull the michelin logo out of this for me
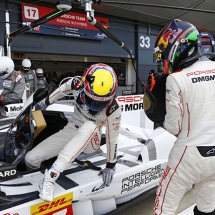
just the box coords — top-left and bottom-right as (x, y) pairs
(10, 105), (23, 112)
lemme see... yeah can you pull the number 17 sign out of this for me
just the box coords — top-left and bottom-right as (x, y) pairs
(24, 6), (39, 20)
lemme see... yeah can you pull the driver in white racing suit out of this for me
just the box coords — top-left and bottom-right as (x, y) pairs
(25, 63), (121, 202)
(151, 19), (215, 215)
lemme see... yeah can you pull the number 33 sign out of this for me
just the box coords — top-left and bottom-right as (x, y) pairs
(139, 36), (151, 48)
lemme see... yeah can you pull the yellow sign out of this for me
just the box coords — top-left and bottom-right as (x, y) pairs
(13, 53), (26, 59)
(30, 192), (73, 215)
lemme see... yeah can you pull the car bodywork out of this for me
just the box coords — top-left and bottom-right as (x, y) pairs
(0, 89), (176, 215)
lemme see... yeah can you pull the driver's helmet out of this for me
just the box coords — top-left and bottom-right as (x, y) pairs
(0, 56), (15, 79)
(81, 63), (118, 111)
(153, 19), (199, 74)
(36, 68), (44, 78)
(22, 58), (31, 72)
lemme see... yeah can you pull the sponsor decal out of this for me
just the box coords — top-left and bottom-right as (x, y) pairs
(121, 164), (164, 194)
(168, 28), (182, 44)
(22, 3), (108, 41)
(10, 105), (23, 112)
(92, 132), (100, 149)
(92, 183), (105, 193)
(3, 80), (12, 88)
(0, 169), (16, 178)
(166, 89), (171, 94)
(186, 69), (215, 76)
(169, 42), (178, 62)
(114, 124), (120, 130)
(0, 164), (17, 181)
(121, 103), (143, 112)
(30, 193), (73, 215)
(109, 105), (116, 114)
(154, 165), (171, 211)
(87, 183), (105, 196)
(94, 33), (107, 39)
(3, 213), (19, 215)
(85, 90), (113, 101)
(206, 148), (215, 155)
(116, 95), (143, 112)
(192, 75), (215, 83)
(15, 74), (22, 83)
(122, 90), (132, 96)
(117, 95), (143, 103)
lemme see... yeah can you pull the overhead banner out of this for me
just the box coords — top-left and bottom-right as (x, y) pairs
(22, 3), (108, 40)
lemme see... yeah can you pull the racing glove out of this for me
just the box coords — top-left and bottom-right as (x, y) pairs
(99, 167), (115, 186)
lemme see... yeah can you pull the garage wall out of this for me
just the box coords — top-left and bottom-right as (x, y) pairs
(0, 2), (162, 95)
(137, 24), (160, 93)
(0, 2), (135, 58)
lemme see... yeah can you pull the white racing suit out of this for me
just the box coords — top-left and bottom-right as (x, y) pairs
(25, 77), (121, 172)
(21, 69), (38, 95)
(154, 60), (215, 215)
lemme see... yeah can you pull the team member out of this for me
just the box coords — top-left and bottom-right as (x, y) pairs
(25, 63), (121, 202)
(36, 68), (50, 92)
(21, 58), (37, 95)
(149, 19), (215, 215)
(0, 56), (25, 115)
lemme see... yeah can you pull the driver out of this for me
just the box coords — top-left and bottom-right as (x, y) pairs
(0, 56), (25, 116)
(147, 19), (215, 215)
(25, 63), (121, 202)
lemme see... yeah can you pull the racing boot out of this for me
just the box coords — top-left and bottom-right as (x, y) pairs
(39, 168), (60, 202)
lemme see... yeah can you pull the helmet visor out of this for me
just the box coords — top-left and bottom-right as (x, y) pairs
(37, 73), (43, 77)
(23, 67), (30, 71)
(84, 92), (112, 111)
(0, 71), (8, 77)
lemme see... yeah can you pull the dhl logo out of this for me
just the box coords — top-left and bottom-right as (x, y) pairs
(30, 193), (73, 215)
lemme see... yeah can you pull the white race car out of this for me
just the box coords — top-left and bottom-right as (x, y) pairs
(0, 88), (176, 215)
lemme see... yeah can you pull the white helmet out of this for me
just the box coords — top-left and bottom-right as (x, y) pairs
(22, 58), (31, 72)
(36, 68), (43, 77)
(0, 56), (14, 79)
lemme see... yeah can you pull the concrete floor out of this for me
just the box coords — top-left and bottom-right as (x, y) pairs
(116, 186), (196, 215)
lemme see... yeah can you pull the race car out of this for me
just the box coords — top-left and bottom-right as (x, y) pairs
(0, 88), (176, 215)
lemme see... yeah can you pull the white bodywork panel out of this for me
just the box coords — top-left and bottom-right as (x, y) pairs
(0, 94), (176, 215)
